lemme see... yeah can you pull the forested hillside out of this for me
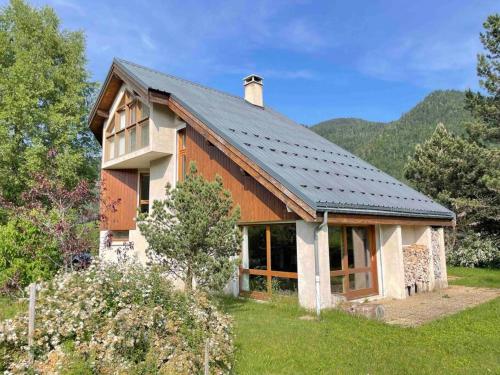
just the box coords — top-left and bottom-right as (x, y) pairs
(311, 90), (472, 180)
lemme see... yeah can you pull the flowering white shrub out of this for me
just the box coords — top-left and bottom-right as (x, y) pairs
(0, 261), (233, 374)
(447, 231), (500, 268)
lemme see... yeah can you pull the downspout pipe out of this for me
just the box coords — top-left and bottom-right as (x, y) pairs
(314, 211), (328, 318)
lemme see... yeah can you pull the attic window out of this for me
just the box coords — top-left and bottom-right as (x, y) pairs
(119, 110), (126, 130)
(104, 90), (150, 162)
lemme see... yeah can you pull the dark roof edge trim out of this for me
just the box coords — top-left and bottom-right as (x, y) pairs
(317, 205), (455, 220)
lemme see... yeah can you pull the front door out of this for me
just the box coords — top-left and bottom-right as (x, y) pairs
(328, 226), (378, 299)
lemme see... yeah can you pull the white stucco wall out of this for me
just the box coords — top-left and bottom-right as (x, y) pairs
(149, 156), (174, 207)
(378, 225), (406, 299)
(296, 221), (331, 310)
(150, 103), (177, 154)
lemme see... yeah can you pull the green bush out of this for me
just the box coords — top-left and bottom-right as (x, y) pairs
(447, 231), (500, 268)
(0, 218), (60, 294)
(0, 261), (234, 374)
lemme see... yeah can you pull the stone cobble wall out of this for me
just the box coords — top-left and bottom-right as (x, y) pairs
(431, 229), (442, 280)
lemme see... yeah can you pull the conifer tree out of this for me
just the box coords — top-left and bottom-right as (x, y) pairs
(405, 13), (500, 266)
(138, 163), (241, 292)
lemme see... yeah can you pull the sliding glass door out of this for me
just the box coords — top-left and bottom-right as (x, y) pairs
(329, 226), (378, 299)
(240, 224), (298, 298)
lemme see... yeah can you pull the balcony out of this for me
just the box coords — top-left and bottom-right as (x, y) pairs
(102, 92), (176, 169)
(103, 116), (172, 169)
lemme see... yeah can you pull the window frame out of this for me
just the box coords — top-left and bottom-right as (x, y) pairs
(177, 128), (187, 181)
(329, 225), (379, 299)
(240, 224), (298, 300)
(139, 173), (150, 214)
(104, 91), (151, 161)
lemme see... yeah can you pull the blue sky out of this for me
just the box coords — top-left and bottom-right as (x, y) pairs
(16, 0), (500, 124)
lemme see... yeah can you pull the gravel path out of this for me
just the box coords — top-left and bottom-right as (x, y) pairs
(369, 285), (500, 327)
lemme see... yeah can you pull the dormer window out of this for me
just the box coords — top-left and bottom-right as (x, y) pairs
(105, 90), (150, 161)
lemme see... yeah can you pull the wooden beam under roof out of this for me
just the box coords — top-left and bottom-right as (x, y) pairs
(326, 213), (455, 227)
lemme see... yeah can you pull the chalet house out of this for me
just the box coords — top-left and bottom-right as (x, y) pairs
(89, 59), (455, 310)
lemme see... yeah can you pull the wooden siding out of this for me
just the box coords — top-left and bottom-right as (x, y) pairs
(168, 96), (317, 221)
(100, 169), (138, 230)
(186, 125), (299, 223)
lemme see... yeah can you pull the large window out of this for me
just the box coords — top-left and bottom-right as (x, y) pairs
(240, 224), (298, 298)
(329, 226), (378, 299)
(105, 91), (150, 161)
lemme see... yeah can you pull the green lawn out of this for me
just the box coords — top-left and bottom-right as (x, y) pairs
(224, 267), (500, 374)
(447, 266), (500, 288)
(1, 268), (499, 374)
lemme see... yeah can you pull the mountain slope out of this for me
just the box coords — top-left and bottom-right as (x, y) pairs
(312, 118), (386, 155)
(311, 90), (472, 180)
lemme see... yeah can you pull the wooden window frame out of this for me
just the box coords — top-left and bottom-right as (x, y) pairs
(139, 173), (150, 214)
(177, 128), (187, 181)
(329, 225), (378, 300)
(104, 91), (151, 162)
(239, 224), (298, 300)
(109, 230), (129, 242)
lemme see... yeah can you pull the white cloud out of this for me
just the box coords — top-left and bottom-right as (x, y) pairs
(49, 0), (85, 16)
(261, 68), (316, 80)
(140, 33), (156, 51)
(279, 18), (327, 52)
(357, 33), (481, 89)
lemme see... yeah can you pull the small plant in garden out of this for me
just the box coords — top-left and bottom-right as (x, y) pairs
(138, 163), (242, 293)
(0, 261), (234, 374)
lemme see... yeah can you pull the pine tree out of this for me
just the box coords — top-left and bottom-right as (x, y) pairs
(405, 13), (500, 267)
(138, 163), (242, 292)
(405, 124), (498, 238)
(465, 14), (500, 143)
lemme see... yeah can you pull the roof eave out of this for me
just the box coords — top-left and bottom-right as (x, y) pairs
(88, 58), (150, 144)
(316, 205), (455, 221)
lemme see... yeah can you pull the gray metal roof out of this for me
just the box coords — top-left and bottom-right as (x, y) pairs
(114, 58), (454, 220)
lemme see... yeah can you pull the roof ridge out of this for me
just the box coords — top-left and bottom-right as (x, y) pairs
(114, 58), (247, 102)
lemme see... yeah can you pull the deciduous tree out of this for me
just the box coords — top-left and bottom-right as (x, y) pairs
(0, 0), (99, 206)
